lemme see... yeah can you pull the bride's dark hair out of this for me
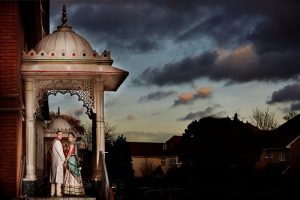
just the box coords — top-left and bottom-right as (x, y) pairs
(68, 132), (76, 138)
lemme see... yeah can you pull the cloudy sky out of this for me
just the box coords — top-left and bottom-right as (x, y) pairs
(48, 0), (300, 142)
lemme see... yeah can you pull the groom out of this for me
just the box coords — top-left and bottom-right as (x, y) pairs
(50, 131), (66, 196)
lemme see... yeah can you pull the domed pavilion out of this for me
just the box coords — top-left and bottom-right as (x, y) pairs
(21, 5), (128, 194)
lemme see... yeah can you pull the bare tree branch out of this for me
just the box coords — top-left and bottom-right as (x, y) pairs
(250, 108), (278, 130)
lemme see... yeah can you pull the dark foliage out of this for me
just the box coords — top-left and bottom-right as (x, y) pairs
(178, 116), (263, 186)
(106, 135), (136, 200)
(106, 135), (135, 181)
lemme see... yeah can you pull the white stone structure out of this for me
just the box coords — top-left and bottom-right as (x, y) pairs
(21, 5), (128, 183)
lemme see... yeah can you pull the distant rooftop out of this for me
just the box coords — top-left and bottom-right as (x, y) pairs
(128, 135), (182, 156)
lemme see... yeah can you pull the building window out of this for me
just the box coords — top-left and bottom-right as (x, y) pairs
(279, 151), (286, 161)
(163, 143), (167, 150)
(161, 157), (166, 166)
(269, 152), (273, 159)
(169, 156), (177, 166)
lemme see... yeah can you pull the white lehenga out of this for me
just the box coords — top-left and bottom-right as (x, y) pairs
(63, 143), (85, 196)
(64, 167), (85, 195)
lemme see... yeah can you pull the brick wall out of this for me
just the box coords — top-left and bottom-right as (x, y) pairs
(0, 2), (24, 198)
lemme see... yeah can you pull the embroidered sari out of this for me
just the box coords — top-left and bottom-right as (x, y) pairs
(63, 143), (85, 195)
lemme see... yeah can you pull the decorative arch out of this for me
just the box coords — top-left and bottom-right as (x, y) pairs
(34, 79), (95, 118)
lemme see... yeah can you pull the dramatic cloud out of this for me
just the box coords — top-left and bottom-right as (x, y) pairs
(196, 87), (213, 97)
(132, 51), (217, 86)
(172, 87), (213, 107)
(173, 92), (193, 106)
(105, 101), (115, 108)
(138, 90), (177, 103)
(247, 4), (300, 54)
(150, 112), (160, 116)
(268, 83), (300, 111)
(291, 103), (300, 111)
(177, 104), (225, 121)
(125, 115), (135, 121)
(133, 43), (300, 86)
(114, 114), (136, 122)
(268, 84), (300, 104)
(72, 108), (85, 117)
(105, 97), (120, 108)
(49, 0), (300, 136)
(51, 1), (300, 85)
(51, 1), (206, 54)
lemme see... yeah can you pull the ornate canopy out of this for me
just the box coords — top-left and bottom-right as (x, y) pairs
(21, 5), (129, 118)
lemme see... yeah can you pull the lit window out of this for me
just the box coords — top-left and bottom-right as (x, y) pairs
(279, 151), (286, 161)
(163, 143), (167, 150)
(269, 152), (273, 159)
(170, 156), (177, 166)
(161, 157), (166, 166)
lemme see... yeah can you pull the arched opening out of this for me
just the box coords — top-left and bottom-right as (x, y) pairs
(35, 92), (94, 192)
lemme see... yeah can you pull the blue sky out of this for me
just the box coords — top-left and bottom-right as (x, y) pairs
(48, 0), (300, 142)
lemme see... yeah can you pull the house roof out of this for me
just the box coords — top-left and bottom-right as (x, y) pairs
(128, 142), (165, 156)
(165, 136), (182, 155)
(128, 136), (182, 157)
(263, 114), (300, 148)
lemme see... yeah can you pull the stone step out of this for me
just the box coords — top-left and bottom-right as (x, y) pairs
(29, 197), (96, 200)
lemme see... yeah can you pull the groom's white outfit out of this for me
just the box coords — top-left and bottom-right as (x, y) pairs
(50, 131), (65, 196)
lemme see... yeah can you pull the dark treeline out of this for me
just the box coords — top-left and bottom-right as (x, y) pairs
(177, 116), (262, 188)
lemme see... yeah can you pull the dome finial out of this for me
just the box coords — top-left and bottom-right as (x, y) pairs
(61, 4), (67, 25)
(57, 4), (72, 31)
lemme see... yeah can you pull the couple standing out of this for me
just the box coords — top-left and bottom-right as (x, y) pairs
(50, 131), (85, 196)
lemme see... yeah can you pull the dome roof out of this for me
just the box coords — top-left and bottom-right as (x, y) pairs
(35, 5), (94, 57)
(34, 24), (94, 56)
(49, 117), (72, 131)
(23, 5), (113, 64)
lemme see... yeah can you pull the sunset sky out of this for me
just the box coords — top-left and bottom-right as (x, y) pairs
(48, 0), (300, 142)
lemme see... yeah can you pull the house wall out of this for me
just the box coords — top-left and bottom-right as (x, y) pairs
(0, 2), (24, 198)
(265, 149), (291, 164)
(258, 148), (291, 163)
(289, 137), (300, 176)
(256, 148), (293, 176)
(132, 156), (165, 177)
(255, 151), (268, 171)
(132, 156), (181, 177)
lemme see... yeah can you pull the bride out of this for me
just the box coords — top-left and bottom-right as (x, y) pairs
(63, 132), (85, 195)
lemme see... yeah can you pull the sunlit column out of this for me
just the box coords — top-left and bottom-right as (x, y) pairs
(24, 79), (37, 181)
(92, 79), (104, 180)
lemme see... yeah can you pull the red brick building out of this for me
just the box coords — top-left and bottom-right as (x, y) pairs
(128, 136), (182, 177)
(0, 1), (49, 198)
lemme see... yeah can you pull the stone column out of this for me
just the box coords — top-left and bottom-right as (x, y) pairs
(23, 79), (37, 196)
(92, 79), (104, 181)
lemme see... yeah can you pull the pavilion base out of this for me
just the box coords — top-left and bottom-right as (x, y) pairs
(90, 179), (102, 198)
(22, 179), (37, 197)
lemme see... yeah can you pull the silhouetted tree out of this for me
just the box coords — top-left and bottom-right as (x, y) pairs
(179, 117), (262, 186)
(105, 122), (116, 154)
(233, 113), (239, 121)
(105, 122), (116, 144)
(107, 135), (134, 181)
(106, 135), (135, 200)
(140, 158), (154, 177)
(250, 108), (278, 130)
(283, 111), (297, 121)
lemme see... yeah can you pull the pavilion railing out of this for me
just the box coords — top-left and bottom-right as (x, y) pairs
(100, 151), (114, 200)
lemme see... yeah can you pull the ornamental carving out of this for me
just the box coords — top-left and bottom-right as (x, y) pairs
(34, 79), (95, 119)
